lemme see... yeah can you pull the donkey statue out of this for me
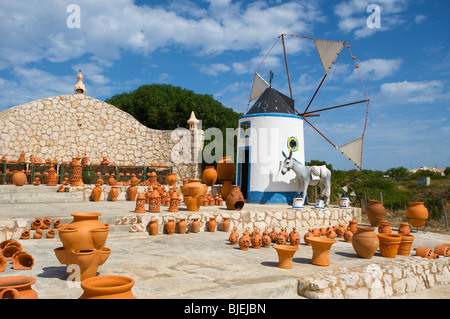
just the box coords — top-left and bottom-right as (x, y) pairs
(281, 150), (332, 207)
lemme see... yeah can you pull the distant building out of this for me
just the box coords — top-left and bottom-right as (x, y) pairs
(409, 166), (445, 176)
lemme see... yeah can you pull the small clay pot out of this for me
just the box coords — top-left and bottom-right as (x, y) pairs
(31, 218), (42, 230)
(238, 234), (250, 251)
(273, 245), (299, 269)
(269, 227), (278, 243)
(177, 218), (187, 234)
(207, 217), (216, 232)
(229, 227), (239, 245)
(46, 229), (56, 238)
(304, 229), (314, 246)
(149, 219), (158, 236)
(397, 222), (410, 236)
(79, 275), (136, 299)
(190, 218), (200, 233)
(262, 234), (272, 247)
(347, 220), (358, 234)
(377, 233), (402, 258)
(397, 235), (414, 256)
(221, 217), (230, 232)
(289, 228), (300, 246)
(276, 233), (287, 245)
(343, 230), (353, 243)
(251, 229), (262, 249)
(20, 229), (31, 240)
(378, 220), (392, 234)
(12, 251), (34, 270)
(165, 218), (175, 235)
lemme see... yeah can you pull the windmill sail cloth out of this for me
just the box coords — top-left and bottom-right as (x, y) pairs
(314, 39), (345, 74)
(338, 137), (363, 170)
(249, 72), (270, 102)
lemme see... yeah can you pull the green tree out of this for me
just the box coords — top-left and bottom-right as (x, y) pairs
(385, 166), (411, 181)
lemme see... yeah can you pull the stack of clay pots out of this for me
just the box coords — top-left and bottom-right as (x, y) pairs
(0, 240), (34, 271)
(21, 217), (60, 239)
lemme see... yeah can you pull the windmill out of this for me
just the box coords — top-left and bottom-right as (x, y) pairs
(248, 34), (370, 170)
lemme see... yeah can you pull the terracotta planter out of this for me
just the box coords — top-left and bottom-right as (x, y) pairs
(414, 247), (439, 259)
(238, 234), (251, 251)
(92, 184), (102, 202)
(166, 173), (177, 187)
(377, 233), (402, 258)
(397, 222), (410, 235)
(79, 275), (136, 299)
(12, 251), (34, 270)
(0, 276), (38, 299)
(397, 235), (414, 256)
(202, 166), (218, 186)
(12, 171), (27, 186)
(406, 202), (428, 228)
(149, 219), (159, 236)
(217, 157), (235, 182)
(229, 227), (239, 245)
(165, 218), (175, 235)
(351, 226), (379, 259)
(221, 217), (230, 232)
(191, 218), (200, 233)
(308, 237), (337, 266)
(177, 218), (187, 234)
(366, 200), (385, 227)
(434, 245), (450, 257)
(273, 245), (299, 269)
(378, 220), (392, 234)
(225, 185), (245, 210)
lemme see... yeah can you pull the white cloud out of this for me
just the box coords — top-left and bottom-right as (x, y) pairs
(349, 58), (402, 81)
(379, 80), (446, 103)
(197, 63), (231, 76)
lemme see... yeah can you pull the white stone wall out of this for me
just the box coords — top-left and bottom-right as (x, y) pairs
(0, 94), (202, 180)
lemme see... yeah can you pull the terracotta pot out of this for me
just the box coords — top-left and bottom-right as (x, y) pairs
(0, 256), (6, 272)
(311, 228), (321, 237)
(434, 245), (450, 257)
(12, 171), (27, 187)
(377, 233), (402, 258)
(229, 227), (239, 245)
(397, 235), (414, 256)
(109, 186), (119, 202)
(238, 234), (251, 251)
(206, 217), (216, 232)
(12, 251), (34, 270)
(92, 184), (102, 202)
(406, 202), (428, 228)
(221, 217), (230, 232)
(2, 245), (22, 261)
(20, 229), (31, 240)
(0, 276), (38, 299)
(128, 185), (137, 201)
(414, 247), (439, 259)
(217, 157), (235, 182)
(378, 220), (392, 234)
(304, 229), (314, 245)
(351, 226), (379, 259)
(273, 245), (299, 269)
(79, 275), (136, 299)
(134, 193), (146, 213)
(326, 228), (336, 239)
(46, 229), (56, 238)
(269, 227), (278, 243)
(53, 219), (62, 229)
(366, 200), (385, 227)
(202, 166), (218, 186)
(289, 228), (300, 246)
(347, 220), (358, 233)
(343, 230), (353, 243)
(31, 217), (42, 230)
(180, 179), (208, 198)
(166, 173), (177, 187)
(262, 234), (272, 247)
(225, 185), (244, 210)
(149, 219), (159, 236)
(251, 228), (262, 249)
(177, 218), (187, 234)
(191, 218), (200, 233)
(276, 233), (287, 245)
(220, 180), (233, 200)
(308, 237), (337, 266)
(335, 225), (345, 238)
(397, 222), (410, 236)
(165, 218), (175, 235)
(33, 229), (43, 239)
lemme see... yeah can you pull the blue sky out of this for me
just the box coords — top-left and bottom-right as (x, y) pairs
(0, 0), (449, 172)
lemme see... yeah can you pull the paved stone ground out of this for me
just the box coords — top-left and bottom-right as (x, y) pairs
(0, 200), (449, 299)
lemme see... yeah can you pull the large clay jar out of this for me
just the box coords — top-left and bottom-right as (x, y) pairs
(12, 171), (27, 187)
(79, 275), (136, 299)
(166, 173), (177, 187)
(207, 217), (216, 232)
(165, 218), (175, 235)
(397, 235), (414, 256)
(225, 186), (245, 210)
(366, 200), (385, 227)
(351, 226), (379, 259)
(0, 276), (38, 299)
(377, 233), (402, 258)
(273, 245), (299, 269)
(406, 202), (428, 228)
(397, 222), (410, 236)
(202, 166), (218, 186)
(308, 237), (337, 266)
(221, 217), (230, 232)
(191, 218), (200, 233)
(149, 219), (159, 236)
(177, 218), (187, 234)
(217, 157), (235, 182)
(92, 183), (102, 202)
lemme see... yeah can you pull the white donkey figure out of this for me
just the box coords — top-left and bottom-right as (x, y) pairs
(281, 150), (332, 207)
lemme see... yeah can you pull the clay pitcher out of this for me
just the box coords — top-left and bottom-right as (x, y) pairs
(149, 219), (159, 236)
(366, 200), (385, 227)
(351, 225), (379, 259)
(191, 218), (200, 233)
(165, 218), (175, 235)
(207, 217), (216, 232)
(406, 202), (428, 228)
(221, 217), (231, 232)
(177, 218), (187, 234)
(202, 166), (218, 186)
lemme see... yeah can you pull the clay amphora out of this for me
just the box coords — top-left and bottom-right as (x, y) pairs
(177, 218), (187, 234)
(308, 237), (337, 266)
(166, 173), (177, 187)
(207, 217), (217, 232)
(221, 217), (230, 232)
(406, 202), (428, 228)
(92, 184), (102, 202)
(229, 227), (239, 245)
(273, 245), (299, 269)
(377, 233), (402, 258)
(217, 157), (235, 182)
(0, 276), (38, 299)
(414, 247), (439, 259)
(434, 245), (450, 257)
(79, 275), (136, 299)
(165, 218), (175, 235)
(12, 171), (27, 186)
(12, 251), (34, 270)
(397, 235), (414, 256)
(202, 166), (218, 186)
(397, 222), (410, 236)
(289, 228), (300, 246)
(238, 234), (251, 251)
(149, 219), (159, 236)
(378, 220), (392, 234)
(366, 200), (386, 227)
(251, 229), (262, 249)
(191, 218), (200, 233)
(351, 226), (379, 259)
(225, 186), (245, 210)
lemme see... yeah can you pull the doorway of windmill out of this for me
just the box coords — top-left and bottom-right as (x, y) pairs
(240, 149), (250, 199)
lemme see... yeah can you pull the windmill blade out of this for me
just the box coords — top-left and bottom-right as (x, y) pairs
(314, 39), (345, 75)
(338, 137), (364, 170)
(249, 72), (270, 102)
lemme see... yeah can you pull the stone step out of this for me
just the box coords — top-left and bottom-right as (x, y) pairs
(0, 185), (61, 193)
(0, 191), (82, 204)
